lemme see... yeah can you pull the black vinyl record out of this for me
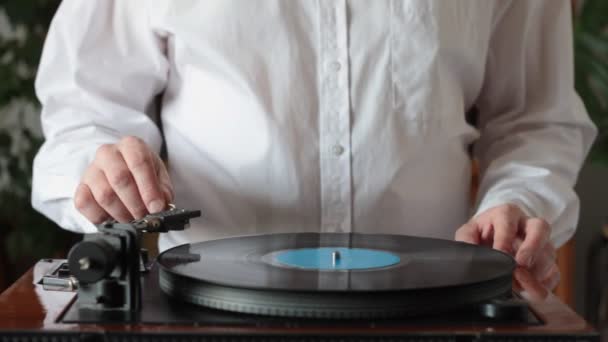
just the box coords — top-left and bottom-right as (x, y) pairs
(157, 233), (515, 319)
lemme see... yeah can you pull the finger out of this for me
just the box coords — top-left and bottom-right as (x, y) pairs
(541, 265), (561, 291)
(516, 218), (550, 268)
(530, 254), (557, 284)
(118, 137), (166, 213)
(156, 157), (175, 203)
(161, 184), (173, 204)
(480, 223), (493, 244)
(454, 222), (480, 244)
(74, 183), (110, 224)
(511, 236), (524, 253)
(95, 144), (148, 219)
(513, 267), (549, 301)
(545, 241), (557, 261)
(82, 166), (133, 223)
(491, 214), (519, 254)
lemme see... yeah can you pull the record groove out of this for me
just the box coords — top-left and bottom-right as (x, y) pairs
(157, 233), (515, 318)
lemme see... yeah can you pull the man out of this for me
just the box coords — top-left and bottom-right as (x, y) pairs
(32, 0), (596, 290)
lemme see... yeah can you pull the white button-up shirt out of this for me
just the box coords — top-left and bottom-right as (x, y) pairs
(32, 0), (596, 251)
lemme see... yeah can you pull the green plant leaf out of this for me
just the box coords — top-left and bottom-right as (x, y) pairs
(578, 0), (608, 32)
(573, 0), (608, 165)
(576, 31), (608, 58)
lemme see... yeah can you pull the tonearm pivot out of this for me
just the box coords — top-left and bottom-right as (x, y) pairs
(66, 205), (200, 318)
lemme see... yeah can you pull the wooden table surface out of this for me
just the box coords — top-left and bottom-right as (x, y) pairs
(0, 259), (599, 340)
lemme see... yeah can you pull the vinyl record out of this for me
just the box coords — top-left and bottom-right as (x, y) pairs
(157, 233), (515, 318)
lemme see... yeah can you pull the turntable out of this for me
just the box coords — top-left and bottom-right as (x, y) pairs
(0, 206), (599, 341)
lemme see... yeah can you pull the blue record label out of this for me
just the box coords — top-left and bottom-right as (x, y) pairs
(274, 247), (401, 270)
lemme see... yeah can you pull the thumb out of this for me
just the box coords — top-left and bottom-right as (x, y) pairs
(155, 156), (175, 205)
(162, 184), (174, 204)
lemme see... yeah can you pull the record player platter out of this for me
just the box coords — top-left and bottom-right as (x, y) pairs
(0, 207), (599, 341)
(157, 233), (515, 318)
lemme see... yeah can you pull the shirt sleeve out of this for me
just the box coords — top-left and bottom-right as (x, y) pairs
(473, 0), (597, 247)
(31, 0), (168, 233)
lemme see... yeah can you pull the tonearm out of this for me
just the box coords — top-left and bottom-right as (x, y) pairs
(66, 205), (200, 317)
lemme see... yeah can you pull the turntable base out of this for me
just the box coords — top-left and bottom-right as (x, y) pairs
(0, 259), (599, 342)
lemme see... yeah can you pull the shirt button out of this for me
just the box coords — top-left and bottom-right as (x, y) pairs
(332, 144), (345, 156)
(329, 61), (341, 71)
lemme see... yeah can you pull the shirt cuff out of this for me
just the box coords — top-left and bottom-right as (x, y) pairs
(473, 189), (540, 219)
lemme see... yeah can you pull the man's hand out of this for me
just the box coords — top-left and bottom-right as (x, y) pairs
(74, 136), (174, 224)
(454, 204), (559, 290)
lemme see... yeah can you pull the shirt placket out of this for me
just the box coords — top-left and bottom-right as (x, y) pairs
(319, 0), (352, 234)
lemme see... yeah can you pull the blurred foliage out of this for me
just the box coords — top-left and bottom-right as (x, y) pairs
(0, 0), (77, 277)
(574, 0), (608, 164)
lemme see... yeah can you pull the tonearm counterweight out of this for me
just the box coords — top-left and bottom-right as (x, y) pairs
(65, 205), (200, 318)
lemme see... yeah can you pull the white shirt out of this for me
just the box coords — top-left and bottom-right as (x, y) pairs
(32, 0), (596, 251)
